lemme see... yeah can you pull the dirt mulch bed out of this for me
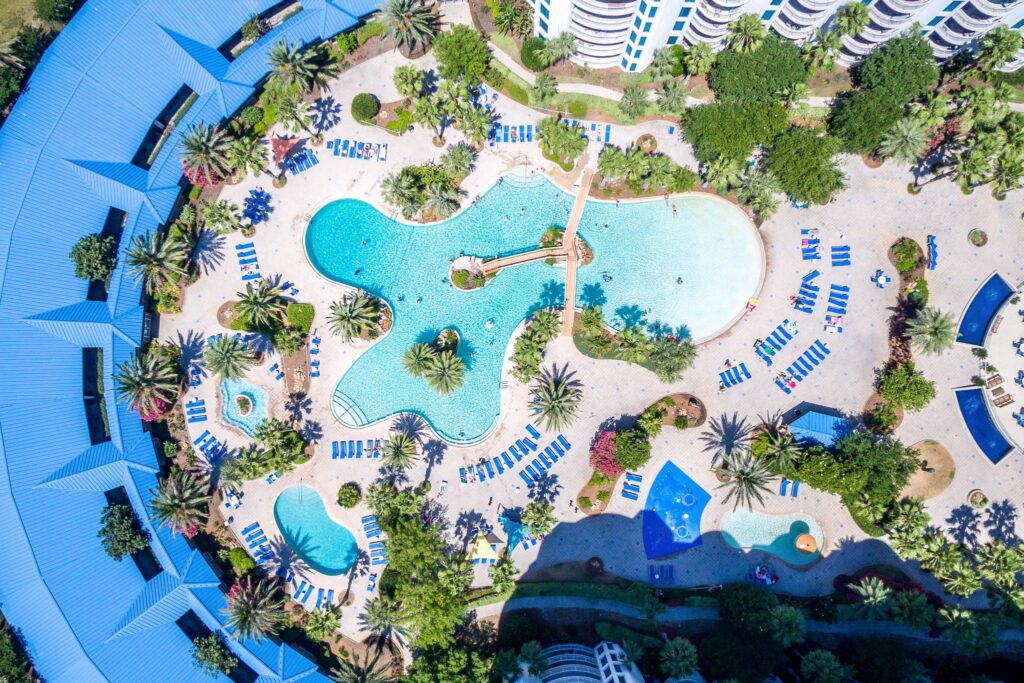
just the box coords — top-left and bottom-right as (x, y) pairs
(575, 474), (618, 516)
(281, 350), (310, 395)
(374, 98), (412, 134)
(636, 133), (657, 153)
(217, 301), (240, 329)
(903, 440), (956, 500)
(863, 391), (904, 431)
(656, 393), (706, 429)
(861, 154), (885, 169)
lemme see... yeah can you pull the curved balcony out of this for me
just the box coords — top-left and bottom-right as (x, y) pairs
(796, 0), (843, 11)
(955, 3), (1002, 31)
(569, 22), (631, 41)
(696, 5), (741, 24)
(841, 33), (880, 55)
(882, 0), (931, 12)
(782, 0), (830, 23)
(574, 0), (640, 15)
(683, 23), (730, 45)
(570, 12), (634, 33)
(928, 31), (960, 58)
(869, 5), (912, 29)
(971, 0), (1022, 16)
(941, 17), (981, 38)
(934, 21), (976, 46)
(858, 23), (900, 43)
(773, 15), (815, 41)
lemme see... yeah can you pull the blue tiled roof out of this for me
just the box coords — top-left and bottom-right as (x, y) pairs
(0, 1), (378, 680)
(789, 410), (851, 448)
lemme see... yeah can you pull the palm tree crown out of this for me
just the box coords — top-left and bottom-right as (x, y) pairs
(422, 181), (461, 218)
(879, 118), (928, 164)
(716, 449), (774, 510)
(125, 232), (188, 295)
(180, 123), (232, 186)
(381, 431), (419, 470)
(905, 306), (956, 355)
(850, 576), (892, 620)
(267, 40), (317, 93)
(381, 0), (436, 54)
(403, 342), (435, 377)
(223, 576), (284, 642)
(531, 365), (584, 430)
(327, 292), (379, 342)
(835, 2), (870, 37)
(331, 650), (396, 683)
(235, 281), (285, 328)
(227, 137), (268, 179)
(205, 335), (255, 380)
(727, 14), (768, 54)
(423, 350), (465, 394)
(114, 348), (179, 415)
(361, 597), (409, 651)
(149, 468), (211, 536)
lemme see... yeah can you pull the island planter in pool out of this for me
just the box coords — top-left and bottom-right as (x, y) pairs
(273, 485), (358, 575)
(220, 378), (269, 437)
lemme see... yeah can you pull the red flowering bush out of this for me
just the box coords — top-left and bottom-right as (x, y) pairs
(182, 160), (222, 187)
(138, 397), (168, 422)
(589, 430), (623, 478)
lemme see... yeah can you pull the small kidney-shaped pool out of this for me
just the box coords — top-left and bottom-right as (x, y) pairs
(721, 510), (824, 566)
(273, 485), (358, 575)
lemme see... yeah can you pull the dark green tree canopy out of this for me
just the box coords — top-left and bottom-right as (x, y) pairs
(433, 25), (491, 82)
(828, 89), (903, 155)
(764, 129), (846, 205)
(858, 33), (938, 103)
(683, 101), (788, 163)
(710, 35), (807, 103)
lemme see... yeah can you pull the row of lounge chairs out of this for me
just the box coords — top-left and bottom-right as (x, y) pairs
(326, 139), (388, 161)
(287, 149), (319, 175)
(779, 478), (801, 498)
(310, 336), (321, 378)
(244, 189), (271, 224)
(186, 399), (207, 424)
(827, 284), (849, 316)
(268, 362), (284, 381)
(332, 439), (381, 459)
(242, 522), (275, 566)
(192, 430), (227, 462)
(292, 579), (334, 609)
(362, 516), (388, 565)
(755, 319), (799, 366)
(774, 340), (832, 394)
(649, 564), (674, 585)
(236, 242), (261, 281)
(518, 434), (572, 488)
(927, 234), (938, 270)
(460, 424), (544, 485)
(831, 244), (851, 267)
(491, 123), (534, 144)
(719, 363), (751, 389)
(801, 236), (821, 261)
(622, 472), (643, 501)
(794, 280), (819, 314)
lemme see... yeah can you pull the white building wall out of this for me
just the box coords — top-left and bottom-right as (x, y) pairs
(523, 0), (1024, 70)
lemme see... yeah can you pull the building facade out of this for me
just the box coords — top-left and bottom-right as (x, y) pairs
(525, 0), (1024, 71)
(515, 642), (646, 683)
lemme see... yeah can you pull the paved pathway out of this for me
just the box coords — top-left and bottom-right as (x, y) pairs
(481, 246), (566, 275)
(560, 168), (595, 335)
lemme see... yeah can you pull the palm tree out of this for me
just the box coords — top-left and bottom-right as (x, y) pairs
(456, 106), (493, 148)
(975, 540), (1021, 589)
(0, 33), (23, 70)
(801, 649), (850, 683)
(645, 153), (675, 190)
(770, 605), (806, 647)
(715, 449), (773, 510)
(227, 137), (269, 180)
(802, 29), (842, 73)
(625, 146), (650, 181)
(531, 365), (583, 430)
(727, 14), (767, 54)
(422, 181), (461, 218)
(648, 48), (678, 82)
(180, 123), (232, 186)
(403, 343), (436, 377)
(578, 306), (606, 338)
(777, 82), (810, 111)
(276, 93), (314, 135)
(597, 146), (628, 183)
(423, 350), (465, 394)
(619, 85), (649, 119)
(414, 94), (444, 141)
(327, 293), (378, 342)
(125, 232), (188, 295)
(850, 577), (892, 620)
(381, 170), (421, 218)
(617, 327), (652, 364)
(682, 42), (714, 77)
(266, 39), (317, 93)
(202, 199), (242, 234)
(704, 156), (744, 194)
(538, 31), (576, 66)
(835, 2), (869, 37)
(114, 348), (179, 415)
(205, 335), (255, 380)
(393, 64), (424, 98)
(879, 118), (929, 164)
(149, 468), (210, 536)
(537, 116), (587, 165)
(905, 307), (956, 355)
(658, 79), (688, 115)
(660, 637), (698, 678)
(531, 73), (558, 105)
(380, 0), (436, 55)
(223, 576), (284, 642)
(763, 429), (803, 471)
(519, 641), (548, 676)
(489, 555), (518, 593)
(977, 24), (1023, 74)
(235, 281), (285, 328)
(440, 143), (475, 178)
(361, 597), (409, 652)
(331, 650), (396, 683)
(381, 431), (418, 471)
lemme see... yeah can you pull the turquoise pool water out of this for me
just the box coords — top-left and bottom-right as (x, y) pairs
(721, 510), (824, 566)
(273, 485), (358, 575)
(306, 173), (761, 442)
(220, 378), (268, 437)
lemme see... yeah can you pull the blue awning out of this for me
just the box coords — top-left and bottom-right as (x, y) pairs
(789, 410), (851, 448)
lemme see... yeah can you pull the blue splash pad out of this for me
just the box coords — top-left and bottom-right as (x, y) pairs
(642, 461), (711, 560)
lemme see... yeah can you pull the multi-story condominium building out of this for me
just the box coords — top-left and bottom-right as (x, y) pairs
(512, 641), (706, 683)
(524, 0), (1024, 71)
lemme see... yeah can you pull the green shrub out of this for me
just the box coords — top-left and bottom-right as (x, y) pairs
(668, 166), (699, 192)
(239, 105), (264, 128)
(286, 302), (315, 334)
(434, 25), (491, 81)
(865, 402), (898, 434)
(521, 37), (547, 72)
(97, 503), (149, 560)
(674, 415), (689, 429)
(356, 19), (386, 45)
(34, 0), (77, 23)
(878, 362), (935, 412)
(163, 441), (179, 460)
(763, 128), (845, 205)
(614, 427), (651, 471)
(229, 547), (255, 574)
(858, 33), (938, 103)
(241, 15), (268, 42)
(567, 100), (588, 119)
(828, 89), (903, 155)
(578, 495), (592, 509)
(504, 79), (529, 105)
(0, 67), (22, 109)
(335, 32), (359, 55)
(351, 93), (381, 123)
(683, 101), (788, 163)
(451, 269), (471, 289)
(191, 633), (238, 677)
(908, 276), (929, 307)
(596, 490), (611, 503)
(188, 185), (203, 202)
(0, 617), (32, 681)
(70, 234), (117, 284)
(637, 405), (665, 438)
(891, 237), (921, 273)
(709, 35), (806, 103)
(587, 470), (614, 488)
(337, 482), (362, 508)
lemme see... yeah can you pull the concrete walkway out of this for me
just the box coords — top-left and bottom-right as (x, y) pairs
(481, 246), (566, 274)
(560, 168), (595, 335)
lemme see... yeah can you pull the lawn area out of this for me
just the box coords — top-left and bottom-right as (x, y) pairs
(0, 0), (36, 38)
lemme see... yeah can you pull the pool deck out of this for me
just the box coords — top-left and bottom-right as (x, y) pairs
(561, 169), (596, 336)
(159, 8), (1024, 641)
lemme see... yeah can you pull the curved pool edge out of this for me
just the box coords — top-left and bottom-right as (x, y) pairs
(272, 484), (358, 576)
(720, 510), (827, 571)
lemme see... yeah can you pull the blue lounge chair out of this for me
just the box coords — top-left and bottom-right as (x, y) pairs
(459, 467), (468, 484)
(525, 463), (540, 479)
(526, 424), (541, 439)
(348, 440), (355, 457)
(531, 458), (546, 473)
(369, 541), (385, 550)
(519, 471), (533, 487)
(493, 456), (504, 474)
(366, 528), (381, 539)
(300, 585), (314, 604)
(545, 445), (558, 462)
(551, 440), (565, 457)
(316, 589), (324, 608)
(235, 242), (254, 250)
(508, 444), (522, 461)
(500, 451), (514, 469)
(236, 250), (256, 258)
(294, 581), (306, 598)
(791, 481), (801, 498)
(522, 437), (538, 452)
(356, 440), (363, 459)
(484, 460), (495, 478)
(622, 490), (639, 501)
(187, 415), (207, 424)
(503, 125), (509, 142)
(779, 478), (789, 496)
(519, 125), (525, 141)
(557, 435), (571, 451)
(604, 126), (611, 142)
(241, 522), (260, 535)
(775, 378), (792, 394)
(361, 515), (376, 524)
(371, 557), (388, 566)
(193, 430), (210, 445)
(326, 589), (334, 605)
(539, 451), (552, 468)
(625, 472), (642, 483)
(245, 530), (264, 542)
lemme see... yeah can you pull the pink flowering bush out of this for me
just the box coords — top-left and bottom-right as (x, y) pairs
(589, 430), (623, 478)
(138, 397), (168, 422)
(182, 161), (222, 187)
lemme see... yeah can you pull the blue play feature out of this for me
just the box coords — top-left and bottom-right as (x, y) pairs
(956, 388), (1013, 464)
(958, 274), (1013, 346)
(642, 462), (711, 559)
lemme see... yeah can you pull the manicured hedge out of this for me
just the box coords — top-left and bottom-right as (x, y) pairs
(351, 93), (380, 123)
(521, 37), (546, 72)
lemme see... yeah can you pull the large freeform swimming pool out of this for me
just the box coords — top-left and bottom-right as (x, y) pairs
(306, 172), (762, 442)
(721, 510), (824, 566)
(273, 485), (358, 575)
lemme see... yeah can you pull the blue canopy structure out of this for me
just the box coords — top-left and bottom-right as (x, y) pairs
(0, 1), (378, 680)
(788, 410), (851, 448)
